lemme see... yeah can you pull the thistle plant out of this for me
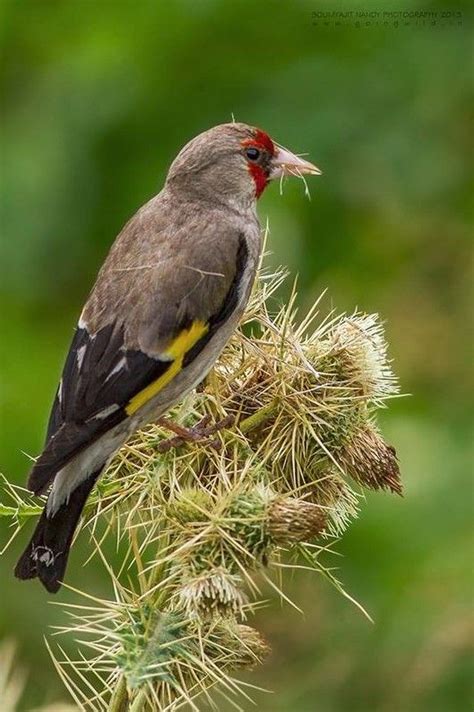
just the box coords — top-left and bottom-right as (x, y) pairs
(1, 267), (402, 711)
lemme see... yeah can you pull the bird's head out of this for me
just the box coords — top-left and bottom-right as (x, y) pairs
(165, 122), (321, 207)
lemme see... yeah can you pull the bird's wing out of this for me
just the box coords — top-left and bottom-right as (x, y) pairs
(29, 211), (249, 495)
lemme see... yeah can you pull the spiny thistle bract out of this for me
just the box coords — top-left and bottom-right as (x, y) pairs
(1, 268), (402, 711)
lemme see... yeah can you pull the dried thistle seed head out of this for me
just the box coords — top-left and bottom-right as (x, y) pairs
(233, 624), (271, 668)
(175, 568), (247, 618)
(206, 623), (271, 670)
(340, 424), (402, 495)
(268, 496), (327, 543)
(323, 314), (398, 401)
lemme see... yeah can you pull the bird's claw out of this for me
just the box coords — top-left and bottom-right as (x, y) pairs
(156, 415), (234, 453)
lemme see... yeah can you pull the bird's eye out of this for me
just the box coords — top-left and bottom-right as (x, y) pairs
(245, 146), (261, 162)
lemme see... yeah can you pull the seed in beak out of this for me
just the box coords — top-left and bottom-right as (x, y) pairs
(271, 146), (322, 179)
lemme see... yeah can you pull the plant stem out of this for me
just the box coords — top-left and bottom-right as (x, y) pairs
(0, 504), (43, 517)
(238, 400), (278, 435)
(108, 675), (129, 712)
(129, 688), (148, 712)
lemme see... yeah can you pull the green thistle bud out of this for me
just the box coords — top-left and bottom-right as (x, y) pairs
(166, 487), (213, 526)
(116, 610), (188, 689)
(223, 491), (270, 564)
(268, 496), (327, 543)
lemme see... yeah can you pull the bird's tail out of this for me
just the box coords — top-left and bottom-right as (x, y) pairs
(14, 469), (101, 593)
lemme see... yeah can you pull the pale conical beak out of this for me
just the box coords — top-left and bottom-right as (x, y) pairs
(270, 145), (322, 179)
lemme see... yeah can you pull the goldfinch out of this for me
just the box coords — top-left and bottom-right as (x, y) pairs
(15, 122), (321, 592)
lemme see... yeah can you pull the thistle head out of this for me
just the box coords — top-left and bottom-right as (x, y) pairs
(340, 424), (402, 495)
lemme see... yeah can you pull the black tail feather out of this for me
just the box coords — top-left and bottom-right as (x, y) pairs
(14, 469), (101, 593)
(27, 422), (104, 496)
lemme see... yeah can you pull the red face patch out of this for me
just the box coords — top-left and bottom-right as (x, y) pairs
(241, 129), (275, 198)
(252, 129), (275, 156)
(247, 163), (268, 198)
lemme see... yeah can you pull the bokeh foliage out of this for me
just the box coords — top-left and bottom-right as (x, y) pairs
(0, 0), (472, 710)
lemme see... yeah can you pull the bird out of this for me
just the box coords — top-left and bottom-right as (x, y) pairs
(14, 122), (321, 593)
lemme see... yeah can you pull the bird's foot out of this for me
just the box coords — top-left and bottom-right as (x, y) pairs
(156, 415), (234, 453)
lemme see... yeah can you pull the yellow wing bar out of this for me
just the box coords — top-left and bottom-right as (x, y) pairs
(125, 321), (209, 416)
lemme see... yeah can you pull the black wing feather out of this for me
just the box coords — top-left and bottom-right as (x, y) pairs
(29, 235), (249, 495)
(30, 325), (170, 494)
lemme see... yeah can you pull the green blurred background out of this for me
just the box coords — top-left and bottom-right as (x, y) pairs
(1, 1), (472, 710)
